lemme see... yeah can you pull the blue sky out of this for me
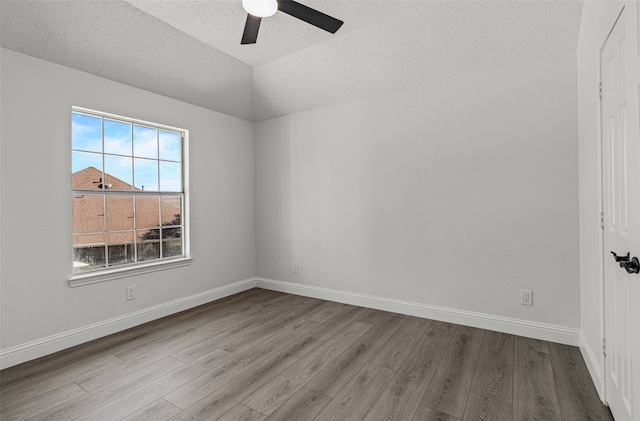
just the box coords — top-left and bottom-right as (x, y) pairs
(72, 112), (182, 191)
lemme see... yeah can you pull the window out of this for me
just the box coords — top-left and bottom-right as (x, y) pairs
(71, 108), (189, 281)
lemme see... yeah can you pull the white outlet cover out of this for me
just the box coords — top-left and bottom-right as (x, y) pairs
(521, 290), (533, 306)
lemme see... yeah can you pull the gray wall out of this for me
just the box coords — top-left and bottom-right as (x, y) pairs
(0, 49), (256, 352)
(1, 47), (583, 367)
(256, 54), (580, 329)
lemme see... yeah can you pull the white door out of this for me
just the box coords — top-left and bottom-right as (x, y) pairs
(601, 4), (640, 421)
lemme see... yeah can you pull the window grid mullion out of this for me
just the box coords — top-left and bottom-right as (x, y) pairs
(159, 195), (163, 260)
(72, 190), (183, 196)
(157, 128), (161, 176)
(133, 196), (138, 264)
(131, 123), (138, 265)
(157, 129), (163, 260)
(101, 118), (109, 269)
(130, 123), (135, 192)
(104, 198), (109, 269)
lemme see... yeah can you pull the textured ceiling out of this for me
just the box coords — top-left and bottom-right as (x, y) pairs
(124, 0), (399, 67)
(0, 1), (583, 122)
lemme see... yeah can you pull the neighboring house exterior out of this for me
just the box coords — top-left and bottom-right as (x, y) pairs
(72, 166), (182, 271)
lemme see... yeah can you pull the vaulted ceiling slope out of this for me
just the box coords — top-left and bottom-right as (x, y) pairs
(1, 1), (582, 122)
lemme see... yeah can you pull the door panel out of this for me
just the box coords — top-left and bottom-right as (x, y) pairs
(601, 4), (640, 421)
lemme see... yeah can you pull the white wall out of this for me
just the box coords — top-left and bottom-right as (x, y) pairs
(576, 0), (626, 400)
(0, 49), (256, 366)
(256, 54), (580, 333)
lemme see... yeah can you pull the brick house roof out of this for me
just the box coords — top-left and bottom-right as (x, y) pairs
(73, 167), (180, 246)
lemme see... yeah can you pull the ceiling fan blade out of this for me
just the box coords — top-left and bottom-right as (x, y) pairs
(241, 14), (262, 44)
(277, 0), (343, 34)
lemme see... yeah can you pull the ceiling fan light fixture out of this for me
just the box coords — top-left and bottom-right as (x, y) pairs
(242, 0), (277, 17)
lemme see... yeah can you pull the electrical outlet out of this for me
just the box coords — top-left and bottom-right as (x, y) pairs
(293, 263), (299, 274)
(521, 289), (533, 306)
(126, 286), (136, 301)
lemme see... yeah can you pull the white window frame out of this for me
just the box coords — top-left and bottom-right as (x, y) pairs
(68, 107), (191, 287)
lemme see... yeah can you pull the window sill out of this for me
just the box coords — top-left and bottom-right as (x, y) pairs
(68, 257), (193, 287)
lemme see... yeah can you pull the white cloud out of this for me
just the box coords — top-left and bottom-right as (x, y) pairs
(134, 126), (158, 159)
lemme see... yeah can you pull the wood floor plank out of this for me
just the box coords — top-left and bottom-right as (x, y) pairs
(277, 305), (368, 359)
(112, 317), (232, 362)
(172, 290), (289, 329)
(363, 321), (456, 421)
(74, 350), (241, 421)
(238, 289), (288, 306)
(0, 353), (121, 405)
(522, 336), (549, 353)
(314, 363), (394, 421)
(265, 388), (331, 421)
(121, 290), (279, 338)
(230, 318), (321, 367)
(75, 351), (171, 392)
(163, 318), (320, 410)
(171, 289), (263, 323)
(217, 404), (266, 421)
(412, 405), (461, 421)
(421, 326), (484, 418)
(228, 319), (319, 357)
(169, 350), (300, 421)
(305, 313), (405, 397)
(174, 295), (321, 363)
(469, 330), (514, 403)
(353, 307), (403, 326)
(129, 306), (269, 360)
(242, 321), (372, 415)
(111, 296), (252, 351)
(77, 350), (225, 420)
(26, 357), (185, 421)
(128, 295), (299, 364)
(169, 307), (287, 363)
(152, 291), (285, 344)
(370, 316), (433, 370)
(0, 382), (86, 421)
(222, 306), (322, 355)
(164, 350), (290, 409)
(77, 348), (232, 394)
(120, 398), (182, 421)
(547, 342), (614, 421)
(0, 331), (132, 387)
(305, 301), (349, 324)
(513, 336), (562, 421)
(168, 289), (279, 327)
(113, 293), (298, 361)
(461, 393), (512, 421)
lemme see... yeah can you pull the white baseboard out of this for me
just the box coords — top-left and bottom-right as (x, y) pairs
(0, 278), (257, 370)
(2, 276), (582, 370)
(255, 278), (580, 346)
(580, 332), (605, 402)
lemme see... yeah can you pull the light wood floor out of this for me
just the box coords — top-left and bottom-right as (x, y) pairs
(0, 288), (613, 421)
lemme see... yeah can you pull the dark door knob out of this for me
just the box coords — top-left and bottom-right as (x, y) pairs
(620, 256), (640, 274)
(611, 251), (630, 262)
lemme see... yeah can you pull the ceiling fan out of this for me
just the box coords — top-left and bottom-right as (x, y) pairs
(241, 0), (343, 45)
